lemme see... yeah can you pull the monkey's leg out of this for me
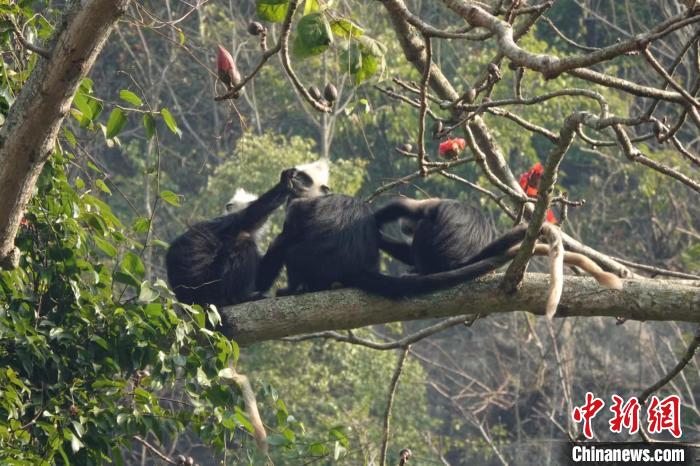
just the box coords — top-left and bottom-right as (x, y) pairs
(374, 197), (440, 227)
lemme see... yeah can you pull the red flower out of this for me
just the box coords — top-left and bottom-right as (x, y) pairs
(518, 162), (544, 196)
(519, 162), (558, 223)
(438, 137), (466, 159)
(546, 209), (557, 223)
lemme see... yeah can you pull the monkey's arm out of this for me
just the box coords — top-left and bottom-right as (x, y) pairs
(256, 233), (290, 293)
(378, 232), (415, 266)
(236, 181), (289, 233)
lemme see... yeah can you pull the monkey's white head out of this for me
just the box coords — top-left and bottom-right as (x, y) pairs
(224, 188), (258, 214)
(291, 159), (330, 199)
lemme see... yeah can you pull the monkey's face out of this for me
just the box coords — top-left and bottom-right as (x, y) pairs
(288, 170), (330, 199)
(281, 161), (330, 200)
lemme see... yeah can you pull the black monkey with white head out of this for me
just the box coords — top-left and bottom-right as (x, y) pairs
(166, 160), (329, 308)
(256, 192), (517, 298)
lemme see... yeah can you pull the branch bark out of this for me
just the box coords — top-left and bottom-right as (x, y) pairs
(220, 274), (700, 346)
(0, 0), (131, 268)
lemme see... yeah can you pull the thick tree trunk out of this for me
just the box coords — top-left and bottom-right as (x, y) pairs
(0, 0), (131, 268)
(221, 273), (700, 345)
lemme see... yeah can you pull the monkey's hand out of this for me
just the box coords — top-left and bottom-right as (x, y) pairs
(279, 168), (299, 191)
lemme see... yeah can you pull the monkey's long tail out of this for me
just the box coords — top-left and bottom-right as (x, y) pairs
(229, 367), (268, 455)
(541, 223), (564, 319)
(351, 254), (514, 298)
(524, 245), (623, 291)
(505, 225), (623, 318)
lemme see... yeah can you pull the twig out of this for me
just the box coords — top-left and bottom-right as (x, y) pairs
(611, 257), (700, 280)
(380, 346), (410, 466)
(5, 15), (51, 58)
(613, 124), (700, 194)
(541, 16), (599, 52)
(366, 156), (475, 202)
(282, 316), (470, 349)
(439, 171), (517, 219)
(133, 435), (176, 464)
(642, 47), (700, 109)
(639, 325), (700, 406)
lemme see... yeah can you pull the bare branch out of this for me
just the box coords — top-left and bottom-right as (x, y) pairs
(379, 346), (410, 466)
(639, 325), (700, 405)
(283, 315), (470, 350)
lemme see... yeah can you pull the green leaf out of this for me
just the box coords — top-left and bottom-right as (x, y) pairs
(341, 36), (386, 84)
(95, 179), (111, 195)
(160, 108), (181, 137)
(132, 217), (150, 234)
(105, 108), (127, 139)
(79, 77), (94, 93)
(354, 53), (383, 83)
(293, 12), (333, 58)
(89, 98), (103, 122)
(159, 190), (181, 207)
(257, 0), (290, 22)
(114, 271), (140, 287)
(329, 425), (350, 447)
(358, 35), (387, 57)
(119, 89), (143, 107)
(62, 128), (77, 148)
(93, 237), (117, 258)
(73, 93), (93, 120)
(132, 217), (150, 233)
(330, 18), (364, 38)
(121, 251), (145, 279)
(143, 114), (156, 140)
(303, 0), (320, 15)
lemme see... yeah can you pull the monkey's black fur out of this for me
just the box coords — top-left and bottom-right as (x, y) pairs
(166, 168), (322, 308)
(256, 195), (525, 298)
(374, 198), (496, 273)
(375, 197), (529, 273)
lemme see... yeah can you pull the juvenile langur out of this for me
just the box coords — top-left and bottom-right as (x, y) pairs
(166, 160), (329, 308)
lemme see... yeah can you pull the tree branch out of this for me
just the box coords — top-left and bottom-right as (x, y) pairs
(380, 345), (410, 466)
(0, 0), (131, 268)
(220, 274), (700, 346)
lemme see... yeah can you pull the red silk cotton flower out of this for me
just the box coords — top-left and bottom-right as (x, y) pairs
(519, 162), (557, 223)
(438, 137), (466, 159)
(519, 162), (544, 196)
